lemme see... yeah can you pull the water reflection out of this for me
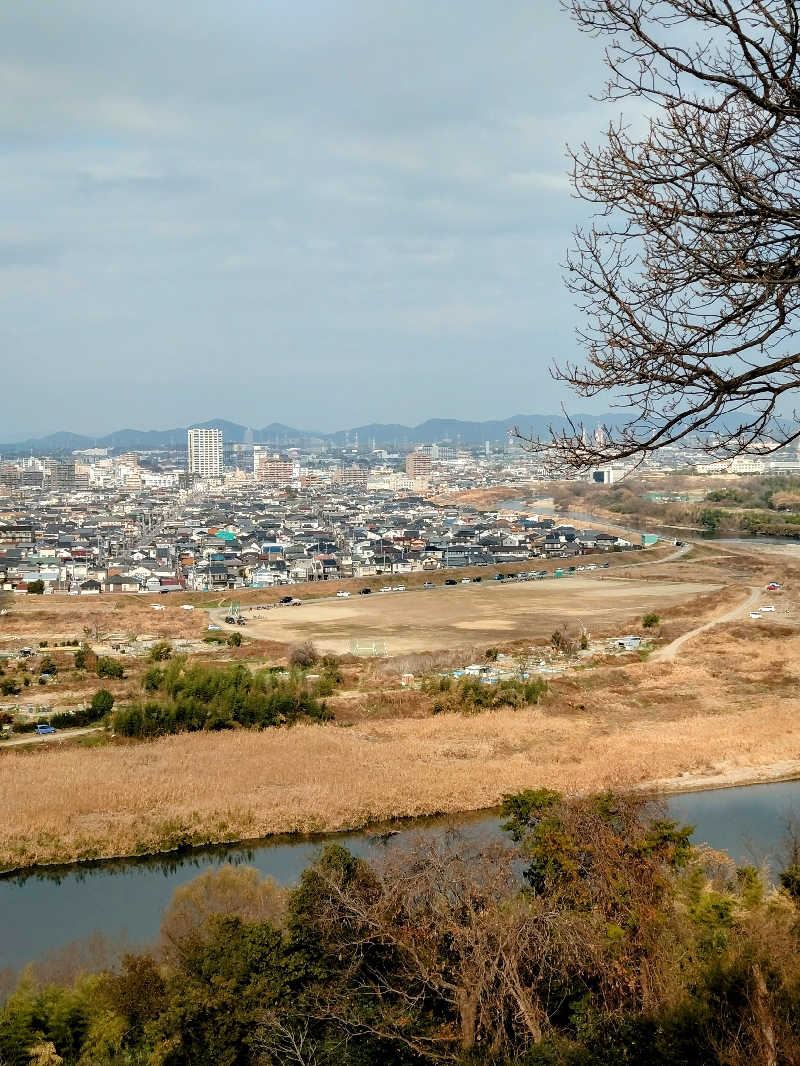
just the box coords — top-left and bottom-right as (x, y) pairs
(3, 782), (799, 972)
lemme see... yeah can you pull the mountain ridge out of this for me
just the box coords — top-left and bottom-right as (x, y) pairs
(1, 413), (615, 453)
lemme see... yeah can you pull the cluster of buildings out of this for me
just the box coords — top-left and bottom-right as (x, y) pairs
(0, 475), (638, 596)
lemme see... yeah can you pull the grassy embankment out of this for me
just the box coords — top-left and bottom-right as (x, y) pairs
(548, 474), (800, 537)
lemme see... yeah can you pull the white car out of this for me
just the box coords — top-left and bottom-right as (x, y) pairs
(393, 585), (406, 592)
(760, 605), (776, 612)
(380, 586), (393, 593)
(207, 624), (221, 631)
(150, 604), (165, 611)
(336, 590), (351, 598)
(180, 604), (195, 611)
(749, 612), (763, 619)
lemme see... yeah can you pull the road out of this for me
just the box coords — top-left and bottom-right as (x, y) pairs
(0, 725), (104, 748)
(652, 585), (761, 663)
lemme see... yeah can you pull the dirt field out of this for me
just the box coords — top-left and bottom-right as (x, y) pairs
(232, 575), (722, 654)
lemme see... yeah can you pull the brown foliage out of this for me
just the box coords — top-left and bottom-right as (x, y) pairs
(159, 865), (287, 963)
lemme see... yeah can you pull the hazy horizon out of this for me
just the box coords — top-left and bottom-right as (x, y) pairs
(2, 2), (615, 439)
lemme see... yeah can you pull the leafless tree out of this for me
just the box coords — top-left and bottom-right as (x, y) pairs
(522, 1), (800, 469)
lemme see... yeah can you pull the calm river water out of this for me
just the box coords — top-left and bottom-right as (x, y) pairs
(3, 780), (799, 972)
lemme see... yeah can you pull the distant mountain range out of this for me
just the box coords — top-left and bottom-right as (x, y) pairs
(1, 414), (615, 454)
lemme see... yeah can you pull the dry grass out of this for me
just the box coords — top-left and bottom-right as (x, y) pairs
(2, 653), (800, 872)
(2, 539), (799, 872)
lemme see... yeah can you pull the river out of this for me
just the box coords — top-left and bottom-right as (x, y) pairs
(3, 780), (799, 972)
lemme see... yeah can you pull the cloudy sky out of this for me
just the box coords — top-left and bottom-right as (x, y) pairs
(1, 2), (614, 440)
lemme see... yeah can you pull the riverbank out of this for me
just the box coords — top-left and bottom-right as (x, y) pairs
(3, 684), (800, 875)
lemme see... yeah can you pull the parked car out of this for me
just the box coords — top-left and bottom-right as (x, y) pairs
(461, 578), (471, 584)
(290, 598), (302, 606)
(393, 585), (406, 592)
(445, 579), (457, 586)
(761, 605), (776, 612)
(207, 624), (221, 631)
(359, 587), (372, 595)
(336, 590), (351, 598)
(495, 574), (504, 581)
(423, 581), (435, 589)
(766, 582), (781, 591)
(35, 724), (56, 735)
(472, 576), (482, 582)
(279, 596), (293, 604)
(380, 586), (393, 593)
(224, 615), (236, 623)
(236, 617), (247, 625)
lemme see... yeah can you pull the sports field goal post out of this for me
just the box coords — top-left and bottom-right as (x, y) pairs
(349, 638), (388, 657)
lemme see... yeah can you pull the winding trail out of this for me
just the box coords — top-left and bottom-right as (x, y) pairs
(652, 585), (761, 663)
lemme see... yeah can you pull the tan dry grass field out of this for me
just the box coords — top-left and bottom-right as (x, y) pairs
(1, 540), (799, 871)
(235, 574), (722, 654)
(1, 642), (799, 872)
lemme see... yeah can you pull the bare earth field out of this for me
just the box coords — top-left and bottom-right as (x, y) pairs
(1, 540), (799, 872)
(236, 575), (721, 654)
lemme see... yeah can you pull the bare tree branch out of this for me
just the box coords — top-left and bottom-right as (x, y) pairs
(520, 0), (800, 469)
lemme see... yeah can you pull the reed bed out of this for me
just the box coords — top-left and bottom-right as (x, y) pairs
(2, 692), (799, 871)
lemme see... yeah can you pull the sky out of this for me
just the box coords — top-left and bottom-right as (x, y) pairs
(0, 2), (615, 440)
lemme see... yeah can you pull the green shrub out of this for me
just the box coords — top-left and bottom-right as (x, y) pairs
(26, 579), (45, 594)
(39, 655), (57, 676)
(642, 612), (660, 629)
(420, 674), (547, 713)
(96, 656), (124, 679)
(148, 641), (173, 662)
(227, 631), (242, 647)
(111, 662), (332, 738)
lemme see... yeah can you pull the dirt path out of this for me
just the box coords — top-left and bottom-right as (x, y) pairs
(652, 585), (761, 663)
(0, 725), (103, 748)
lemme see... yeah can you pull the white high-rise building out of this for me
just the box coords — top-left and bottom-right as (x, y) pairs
(187, 427), (223, 477)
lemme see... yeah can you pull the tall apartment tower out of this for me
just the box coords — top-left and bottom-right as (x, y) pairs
(187, 427), (223, 477)
(405, 451), (432, 478)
